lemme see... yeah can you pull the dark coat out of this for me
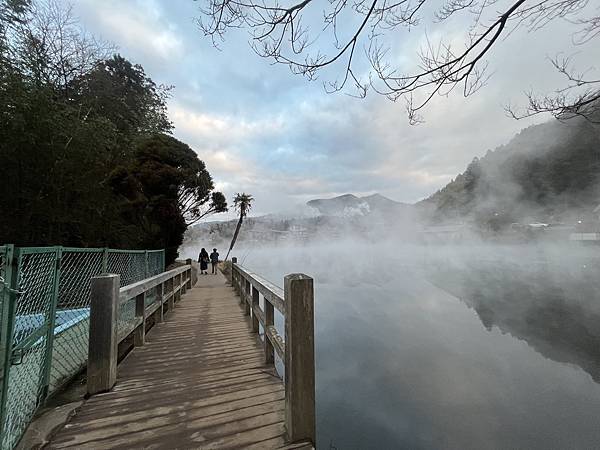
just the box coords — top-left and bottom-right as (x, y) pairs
(199, 251), (209, 270)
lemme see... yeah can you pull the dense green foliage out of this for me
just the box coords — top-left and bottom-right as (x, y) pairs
(110, 134), (227, 263)
(421, 117), (600, 228)
(0, 1), (225, 263)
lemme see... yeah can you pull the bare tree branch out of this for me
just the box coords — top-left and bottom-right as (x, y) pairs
(194, 0), (600, 122)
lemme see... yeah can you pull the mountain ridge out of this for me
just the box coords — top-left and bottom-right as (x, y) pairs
(418, 116), (600, 226)
(306, 193), (408, 217)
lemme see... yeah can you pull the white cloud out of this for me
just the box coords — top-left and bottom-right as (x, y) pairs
(70, 0), (600, 213)
(76, 0), (184, 61)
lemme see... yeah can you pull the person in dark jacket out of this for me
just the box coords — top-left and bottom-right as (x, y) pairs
(210, 248), (219, 274)
(198, 248), (209, 275)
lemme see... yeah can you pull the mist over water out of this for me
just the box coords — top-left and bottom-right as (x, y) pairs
(181, 240), (600, 449)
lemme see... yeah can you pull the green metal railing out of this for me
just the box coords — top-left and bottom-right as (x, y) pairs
(0, 246), (165, 450)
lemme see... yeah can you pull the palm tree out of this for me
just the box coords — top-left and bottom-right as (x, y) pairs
(225, 193), (254, 261)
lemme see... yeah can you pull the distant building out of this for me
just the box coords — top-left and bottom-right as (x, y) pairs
(418, 224), (466, 243)
(570, 233), (600, 241)
(543, 224), (573, 240)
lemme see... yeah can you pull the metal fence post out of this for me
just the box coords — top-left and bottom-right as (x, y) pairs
(144, 250), (149, 278)
(0, 245), (17, 440)
(102, 247), (108, 273)
(39, 246), (61, 402)
(284, 274), (316, 444)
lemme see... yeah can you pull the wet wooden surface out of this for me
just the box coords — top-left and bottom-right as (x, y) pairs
(48, 270), (292, 449)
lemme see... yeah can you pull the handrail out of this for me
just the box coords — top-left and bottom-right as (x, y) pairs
(87, 264), (194, 395)
(119, 265), (189, 306)
(232, 266), (285, 313)
(230, 258), (315, 445)
(231, 262), (284, 357)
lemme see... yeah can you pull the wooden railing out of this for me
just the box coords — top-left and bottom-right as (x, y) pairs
(87, 264), (193, 395)
(230, 257), (315, 445)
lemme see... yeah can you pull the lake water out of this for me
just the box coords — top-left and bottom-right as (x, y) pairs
(235, 242), (600, 449)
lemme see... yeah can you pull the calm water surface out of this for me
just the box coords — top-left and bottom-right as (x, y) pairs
(243, 244), (600, 449)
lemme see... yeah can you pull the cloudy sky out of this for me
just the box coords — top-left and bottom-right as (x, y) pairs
(72, 0), (599, 218)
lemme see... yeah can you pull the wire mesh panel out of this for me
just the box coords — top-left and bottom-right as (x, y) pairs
(107, 251), (147, 287)
(108, 251), (146, 338)
(147, 250), (164, 277)
(0, 246), (165, 449)
(2, 248), (58, 450)
(0, 244), (9, 444)
(146, 251), (164, 305)
(0, 245), (7, 343)
(49, 249), (104, 393)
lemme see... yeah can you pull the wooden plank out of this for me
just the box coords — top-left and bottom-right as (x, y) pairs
(279, 442), (315, 449)
(51, 403), (285, 448)
(144, 299), (161, 318)
(119, 265), (189, 305)
(133, 292), (145, 347)
(50, 268), (287, 449)
(116, 316), (143, 344)
(265, 300), (275, 364)
(251, 286), (260, 332)
(266, 325), (285, 360)
(234, 264), (285, 313)
(244, 279), (251, 316)
(253, 304), (265, 328)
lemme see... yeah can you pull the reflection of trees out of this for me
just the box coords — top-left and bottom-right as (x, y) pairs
(428, 259), (600, 383)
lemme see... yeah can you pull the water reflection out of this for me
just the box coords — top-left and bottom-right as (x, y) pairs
(427, 252), (600, 383)
(245, 243), (600, 449)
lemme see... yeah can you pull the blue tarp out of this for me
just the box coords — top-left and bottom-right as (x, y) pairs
(13, 308), (90, 345)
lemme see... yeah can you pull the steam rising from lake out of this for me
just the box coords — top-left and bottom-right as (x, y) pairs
(181, 240), (600, 449)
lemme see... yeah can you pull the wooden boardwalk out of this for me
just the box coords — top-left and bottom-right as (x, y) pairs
(48, 270), (298, 449)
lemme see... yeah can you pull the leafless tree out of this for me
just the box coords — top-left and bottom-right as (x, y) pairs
(5, 0), (114, 91)
(195, 0), (600, 123)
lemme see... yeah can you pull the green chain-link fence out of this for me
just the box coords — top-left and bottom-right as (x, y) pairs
(0, 246), (165, 450)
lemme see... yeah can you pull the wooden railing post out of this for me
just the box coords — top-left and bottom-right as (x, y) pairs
(251, 286), (259, 332)
(232, 257), (238, 292)
(134, 292), (146, 346)
(176, 274), (182, 300)
(179, 273), (185, 295)
(168, 277), (175, 311)
(87, 274), (119, 395)
(156, 282), (164, 323)
(244, 279), (251, 315)
(284, 274), (315, 444)
(264, 299), (275, 364)
(185, 259), (193, 287)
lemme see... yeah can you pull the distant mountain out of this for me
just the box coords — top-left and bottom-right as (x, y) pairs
(307, 193), (409, 217)
(419, 116), (600, 227)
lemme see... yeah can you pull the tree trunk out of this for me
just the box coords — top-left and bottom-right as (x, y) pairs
(224, 215), (244, 261)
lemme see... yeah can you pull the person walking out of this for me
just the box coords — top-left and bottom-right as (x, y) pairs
(210, 248), (219, 274)
(198, 248), (209, 275)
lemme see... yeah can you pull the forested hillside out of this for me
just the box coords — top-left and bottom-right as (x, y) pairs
(420, 115), (600, 227)
(0, 1), (226, 263)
